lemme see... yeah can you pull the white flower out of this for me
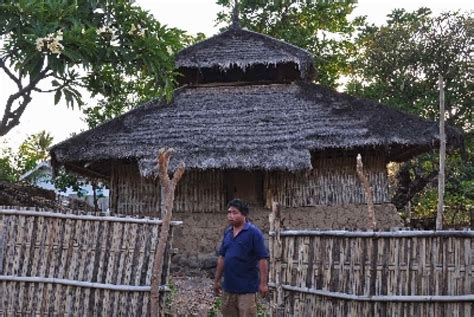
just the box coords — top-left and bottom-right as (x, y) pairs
(35, 32), (64, 55)
(166, 46), (174, 55)
(128, 24), (137, 35)
(36, 38), (45, 51)
(47, 39), (64, 55)
(128, 24), (147, 37)
(97, 26), (111, 35)
(55, 30), (63, 41)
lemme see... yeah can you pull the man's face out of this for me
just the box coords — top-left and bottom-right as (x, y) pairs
(227, 206), (245, 227)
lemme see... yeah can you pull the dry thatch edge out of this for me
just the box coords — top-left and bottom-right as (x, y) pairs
(177, 58), (302, 71)
(0, 275), (170, 292)
(0, 209), (183, 226)
(268, 283), (474, 302)
(269, 229), (474, 238)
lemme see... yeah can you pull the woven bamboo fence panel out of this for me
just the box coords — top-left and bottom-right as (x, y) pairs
(265, 156), (389, 207)
(111, 164), (224, 214)
(269, 218), (474, 316)
(0, 207), (180, 316)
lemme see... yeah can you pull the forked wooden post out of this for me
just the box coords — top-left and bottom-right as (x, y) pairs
(150, 148), (185, 316)
(356, 154), (377, 229)
(269, 201), (284, 317)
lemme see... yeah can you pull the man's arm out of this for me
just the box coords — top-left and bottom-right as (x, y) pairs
(214, 255), (225, 296)
(258, 258), (269, 297)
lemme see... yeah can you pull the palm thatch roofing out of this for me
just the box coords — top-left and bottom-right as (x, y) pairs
(50, 82), (462, 178)
(175, 26), (315, 83)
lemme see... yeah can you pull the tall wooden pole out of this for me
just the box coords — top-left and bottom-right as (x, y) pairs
(269, 201), (284, 317)
(436, 75), (446, 230)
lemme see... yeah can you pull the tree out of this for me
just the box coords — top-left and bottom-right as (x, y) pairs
(16, 130), (53, 175)
(0, 146), (17, 182)
(347, 8), (472, 129)
(347, 8), (473, 227)
(0, 130), (53, 181)
(0, 0), (189, 136)
(216, 0), (365, 87)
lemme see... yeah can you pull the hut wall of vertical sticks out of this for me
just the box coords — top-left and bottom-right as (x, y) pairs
(50, 24), (463, 268)
(109, 154), (389, 215)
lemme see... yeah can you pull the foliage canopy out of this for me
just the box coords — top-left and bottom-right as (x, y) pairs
(0, 0), (191, 134)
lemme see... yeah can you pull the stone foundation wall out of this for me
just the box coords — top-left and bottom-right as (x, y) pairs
(171, 204), (402, 268)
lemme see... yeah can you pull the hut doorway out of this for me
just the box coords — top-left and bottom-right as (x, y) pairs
(224, 170), (264, 207)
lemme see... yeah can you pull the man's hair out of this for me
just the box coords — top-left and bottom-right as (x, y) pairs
(227, 199), (250, 216)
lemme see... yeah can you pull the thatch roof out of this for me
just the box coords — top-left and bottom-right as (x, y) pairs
(50, 82), (462, 178)
(175, 27), (315, 83)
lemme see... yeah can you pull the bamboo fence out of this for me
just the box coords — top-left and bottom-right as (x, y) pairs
(0, 207), (181, 316)
(269, 206), (474, 317)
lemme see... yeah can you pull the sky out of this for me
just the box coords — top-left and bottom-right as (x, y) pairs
(0, 0), (472, 150)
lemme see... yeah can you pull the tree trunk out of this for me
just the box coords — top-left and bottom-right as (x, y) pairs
(391, 162), (438, 212)
(149, 148), (185, 316)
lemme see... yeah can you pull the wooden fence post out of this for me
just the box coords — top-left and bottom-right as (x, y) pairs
(269, 201), (284, 317)
(150, 148), (185, 316)
(356, 154), (377, 229)
(436, 75), (446, 230)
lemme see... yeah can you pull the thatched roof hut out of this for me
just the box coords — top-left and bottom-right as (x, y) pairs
(51, 26), (461, 178)
(50, 23), (461, 266)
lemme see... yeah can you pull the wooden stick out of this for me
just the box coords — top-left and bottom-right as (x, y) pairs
(356, 154), (377, 229)
(0, 209), (183, 225)
(150, 148), (185, 316)
(0, 275), (169, 292)
(269, 229), (474, 238)
(436, 75), (446, 230)
(269, 201), (284, 317)
(267, 282), (474, 302)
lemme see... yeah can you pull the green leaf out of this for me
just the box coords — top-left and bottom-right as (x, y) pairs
(54, 89), (62, 104)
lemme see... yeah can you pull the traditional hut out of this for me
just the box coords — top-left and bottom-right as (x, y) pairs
(50, 23), (461, 267)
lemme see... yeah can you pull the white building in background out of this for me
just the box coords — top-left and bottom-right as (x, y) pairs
(19, 161), (109, 212)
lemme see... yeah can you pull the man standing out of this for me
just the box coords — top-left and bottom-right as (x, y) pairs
(214, 199), (269, 316)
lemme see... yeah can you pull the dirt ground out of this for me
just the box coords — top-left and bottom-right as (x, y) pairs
(164, 269), (270, 316)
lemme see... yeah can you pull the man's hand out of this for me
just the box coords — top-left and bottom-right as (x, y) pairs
(214, 256), (224, 296)
(259, 283), (269, 297)
(258, 258), (269, 297)
(214, 280), (222, 296)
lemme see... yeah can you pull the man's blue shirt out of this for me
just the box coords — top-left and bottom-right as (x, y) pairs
(218, 222), (268, 294)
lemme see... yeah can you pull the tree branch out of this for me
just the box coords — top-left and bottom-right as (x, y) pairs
(0, 58), (22, 89)
(32, 73), (84, 93)
(0, 67), (51, 136)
